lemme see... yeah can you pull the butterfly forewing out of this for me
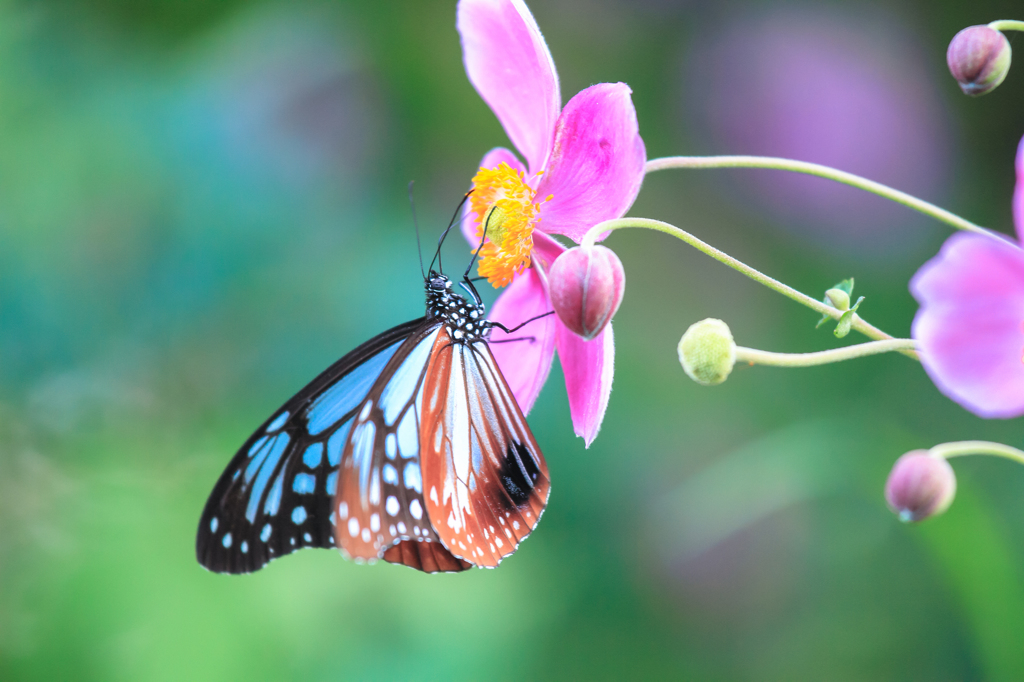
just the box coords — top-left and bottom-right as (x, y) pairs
(333, 324), (472, 573)
(196, 318), (425, 574)
(419, 328), (551, 568)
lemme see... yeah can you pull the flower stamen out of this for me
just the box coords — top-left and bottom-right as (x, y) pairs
(469, 162), (548, 287)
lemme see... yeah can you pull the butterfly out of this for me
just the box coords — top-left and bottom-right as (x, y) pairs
(196, 208), (551, 574)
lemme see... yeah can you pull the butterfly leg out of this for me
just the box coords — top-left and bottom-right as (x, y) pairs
(488, 310), (555, 335)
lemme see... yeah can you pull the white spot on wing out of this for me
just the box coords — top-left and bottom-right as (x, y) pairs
(409, 499), (423, 520)
(348, 517), (359, 537)
(404, 461), (422, 493)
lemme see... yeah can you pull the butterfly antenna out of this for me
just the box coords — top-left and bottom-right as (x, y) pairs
(463, 207), (493, 281)
(458, 209), (495, 306)
(409, 181), (426, 280)
(429, 190), (474, 275)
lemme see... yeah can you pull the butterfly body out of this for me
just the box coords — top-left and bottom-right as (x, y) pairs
(196, 272), (550, 574)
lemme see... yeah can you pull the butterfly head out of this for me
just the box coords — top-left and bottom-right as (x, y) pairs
(425, 272), (487, 342)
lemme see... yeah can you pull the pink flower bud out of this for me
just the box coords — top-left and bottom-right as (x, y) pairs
(946, 25), (1012, 96)
(884, 450), (957, 522)
(548, 245), (625, 340)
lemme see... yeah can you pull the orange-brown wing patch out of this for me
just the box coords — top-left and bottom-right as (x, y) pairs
(382, 540), (472, 573)
(420, 330), (550, 567)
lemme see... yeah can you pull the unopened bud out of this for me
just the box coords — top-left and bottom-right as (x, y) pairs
(946, 25), (1011, 96)
(548, 245), (625, 340)
(825, 288), (850, 311)
(677, 318), (736, 386)
(885, 450), (957, 522)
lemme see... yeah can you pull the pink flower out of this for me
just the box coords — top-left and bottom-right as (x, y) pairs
(456, 0), (646, 445)
(909, 135), (1024, 418)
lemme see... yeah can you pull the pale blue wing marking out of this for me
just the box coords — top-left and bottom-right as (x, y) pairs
(292, 473), (316, 494)
(245, 433), (290, 522)
(397, 408), (418, 459)
(306, 340), (404, 435)
(244, 437), (273, 483)
(471, 429), (483, 474)
(267, 410), (290, 432)
(263, 468), (285, 517)
(327, 420), (353, 466)
(248, 435), (268, 458)
(378, 329), (438, 425)
(291, 506), (307, 524)
(350, 421), (377, 501)
(302, 443), (323, 469)
(403, 461), (422, 494)
(326, 471), (338, 495)
(383, 463), (398, 485)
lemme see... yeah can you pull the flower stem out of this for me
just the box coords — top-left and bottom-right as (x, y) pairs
(645, 156), (992, 237)
(989, 20), (1024, 32)
(735, 339), (917, 367)
(581, 217), (919, 360)
(930, 441), (1024, 467)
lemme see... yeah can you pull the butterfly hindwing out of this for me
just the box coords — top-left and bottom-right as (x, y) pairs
(196, 318), (426, 574)
(419, 328), (551, 568)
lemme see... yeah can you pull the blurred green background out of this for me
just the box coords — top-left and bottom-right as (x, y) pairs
(2, 0), (1024, 679)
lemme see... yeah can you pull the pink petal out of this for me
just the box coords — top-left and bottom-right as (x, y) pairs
(530, 229), (566, 271)
(461, 147), (526, 248)
(1014, 134), (1024, 241)
(535, 83), (646, 243)
(555, 320), (615, 447)
(457, 0), (560, 174)
(487, 266), (557, 415)
(910, 232), (1024, 417)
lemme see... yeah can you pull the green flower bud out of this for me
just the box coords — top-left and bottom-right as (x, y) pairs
(946, 25), (1011, 96)
(825, 288), (850, 311)
(678, 318), (736, 386)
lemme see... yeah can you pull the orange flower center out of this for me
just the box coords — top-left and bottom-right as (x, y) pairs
(468, 163), (550, 287)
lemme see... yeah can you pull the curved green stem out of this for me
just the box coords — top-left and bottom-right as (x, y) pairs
(930, 441), (1024, 466)
(735, 339), (917, 367)
(645, 156), (992, 237)
(582, 217), (919, 360)
(989, 20), (1024, 32)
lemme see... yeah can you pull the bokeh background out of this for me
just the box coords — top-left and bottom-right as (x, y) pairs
(3, 0), (1024, 679)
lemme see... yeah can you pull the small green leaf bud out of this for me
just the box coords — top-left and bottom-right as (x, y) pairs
(946, 25), (1011, 96)
(825, 288), (850, 311)
(833, 296), (864, 339)
(678, 318), (736, 386)
(885, 450), (957, 522)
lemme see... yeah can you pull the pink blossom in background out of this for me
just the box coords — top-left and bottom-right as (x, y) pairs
(456, 0), (646, 445)
(910, 136), (1024, 418)
(686, 8), (952, 253)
